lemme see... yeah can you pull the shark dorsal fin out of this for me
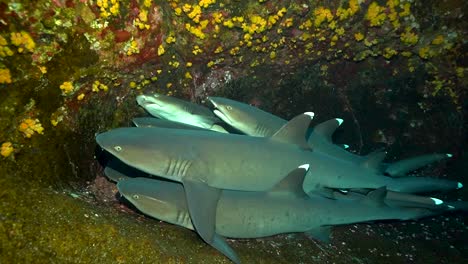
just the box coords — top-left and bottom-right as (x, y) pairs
(364, 187), (387, 207)
(362, 150), (386, 170)
(271, 164), (310, 194)
(313, 118), (343, 143)
(270, 112), (314, 150)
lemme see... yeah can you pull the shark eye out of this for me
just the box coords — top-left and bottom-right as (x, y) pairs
(114, 146), (122, 152)
(132, 194), (140, 200)
(226, 106), (232, 110)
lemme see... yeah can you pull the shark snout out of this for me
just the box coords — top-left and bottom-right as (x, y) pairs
(207, 96), (219, 108)
(136, 95), (162, 107)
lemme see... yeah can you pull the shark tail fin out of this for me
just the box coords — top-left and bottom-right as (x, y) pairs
(385, 153), (452, 177)
(312, 118), (343, 143)
(271, 164), (310, 195)
(270, 112), (314, 150)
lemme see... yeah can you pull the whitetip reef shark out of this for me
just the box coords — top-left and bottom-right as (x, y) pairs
(207, 96), (461, 194)
(136, 93), (228, 132)
(96, 112), (463, 264)
(116, 173), (461, 263)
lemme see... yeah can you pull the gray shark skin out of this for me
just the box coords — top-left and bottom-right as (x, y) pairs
(208, 97), (452, 174)
(208, 96), (364, 163)
(96, 112), (462, 260)
(332, 189), (458, 211)
(384, 153), (452, 177)
(117, 177), (445, 249)
(132, 117), (214, 131)
(208, 97), (462, 193)
(104, 158), (148, 182)
(96, 113), (317, 191)
(96, 112), (316, 261)
(136, 94), (227, 132)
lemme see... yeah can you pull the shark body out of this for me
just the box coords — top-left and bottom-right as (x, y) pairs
(208, 97), (459, 194)
(117, 176), (449, 263)
(136, 93), (227, 132)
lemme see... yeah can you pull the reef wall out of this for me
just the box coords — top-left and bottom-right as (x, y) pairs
(0, 0), (466, 263)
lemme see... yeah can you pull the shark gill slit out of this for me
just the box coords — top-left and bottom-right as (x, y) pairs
(165, 157), (192, 177)
(255, 123), (268, 136)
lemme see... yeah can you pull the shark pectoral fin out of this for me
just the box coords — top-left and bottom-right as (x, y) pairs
(270, 112), (314, 150)
(182, 179), (235, 262)
(210, 124), (229, 133)
(312, 118), (343, 143)
(385, 153), (452, 177)
(364, 187), (387, 207)
(362, 150), (387, 170)
(272, 164), (310, 194)
(304, 226), (332, 243)
(212, 234), (241, 264)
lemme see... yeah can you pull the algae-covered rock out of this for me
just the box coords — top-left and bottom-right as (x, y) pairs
(0, 0), (467, 263)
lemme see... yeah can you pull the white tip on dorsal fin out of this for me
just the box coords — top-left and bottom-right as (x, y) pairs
(270, 113), (314, 150)
(362, 150), (386, 170)
(312, 118), (342, 143)
(299, 164), (310, 171)
(271, 164), (310, 194)
(430, 197), (444, 205)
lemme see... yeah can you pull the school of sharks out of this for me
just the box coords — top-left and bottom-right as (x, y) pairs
(95, 93), (466, 263)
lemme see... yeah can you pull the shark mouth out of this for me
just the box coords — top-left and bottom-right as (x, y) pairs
(208, 98), (233, 124)
(136, 95), (163, 108)
(213, 109), (232, 125)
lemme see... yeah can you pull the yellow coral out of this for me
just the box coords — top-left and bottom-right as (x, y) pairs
(1, 142), (14, 157)
(10, 31), (35, 53)
(186, 23), (206, 39)
(431, 35), (444, 45)
(418, 46), (431, 59)
(383, 47), (398, 59)
(19, 118), (44, 138)
(126, 40), (140, 55)
(60, 81), (74, 95)
(166, 36), (176, 44)
(400, 28), (419, 45)
(92, 80), (108, 92)
(365, 2), (386, 27)
(354, 32), (364, 41)
(0, 36), (13, 57)
(192, 45), (203, 55)
(157, 44), (165, 56)
(0, 68), (12, 84)
(199, 0), (216, 8)
(97, 0), (120, 18)
(314, 7), (333, 27)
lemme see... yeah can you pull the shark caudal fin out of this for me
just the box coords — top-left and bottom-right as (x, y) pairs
(385, 153), (452, 177)
(270, 112), (314, 150)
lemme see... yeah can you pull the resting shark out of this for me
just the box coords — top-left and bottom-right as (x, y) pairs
(105, 157), (456, 211)
(136, 94), (228, 132)
(96, 112), (462, 262)
(117, 173), (450, 263)
(97, 112), (317, 262)
(208, 97), (458, 192)
(132, 117), (214, 131)
(208, 96), (365, 163)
